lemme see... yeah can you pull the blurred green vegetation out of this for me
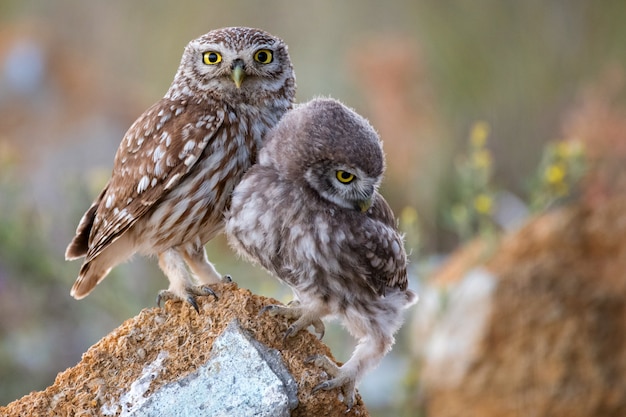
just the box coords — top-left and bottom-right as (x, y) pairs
(1, 1), (626, 416)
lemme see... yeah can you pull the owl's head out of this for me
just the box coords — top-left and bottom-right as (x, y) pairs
(167, 27), (295, 104)
(260, 98), (385, 212)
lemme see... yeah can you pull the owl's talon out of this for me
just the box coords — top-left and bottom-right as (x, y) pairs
(156, 289), (175, 308)
(187, 295), (200, 313)
(306, 354), (340, 374)
(284, 324), (298, 340)
(259, 303), (325, 339)
(311, 375), (356, 410)
(312, 319), (325, 340)
(311, 380), (332, 394)
(156, 285), (217, 312)
(306, 354), (356, 409)
(258, 304), (279, 317)
(192, 284), (218, 299)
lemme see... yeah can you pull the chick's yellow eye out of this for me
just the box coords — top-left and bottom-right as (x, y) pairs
(254, 49), (273, 64)
(336, 170), (355, 184)
(203, 51), (222, 65)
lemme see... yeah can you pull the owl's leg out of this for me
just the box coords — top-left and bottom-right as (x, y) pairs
(156, 248), (217, 313)
(259, 303), (326, 340)
(182, 244), (231, 284)
(307, 332), (393, 410)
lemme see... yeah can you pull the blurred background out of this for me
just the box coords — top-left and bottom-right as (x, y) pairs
(2, 1), (626, 415)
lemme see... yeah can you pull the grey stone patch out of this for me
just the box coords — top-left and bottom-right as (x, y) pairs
(246, 328), (299, 410)
(117, 319), (298, 417)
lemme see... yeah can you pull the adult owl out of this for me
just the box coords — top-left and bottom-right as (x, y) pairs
(226, 98), (417, 409)
(65, 27), (296, 311)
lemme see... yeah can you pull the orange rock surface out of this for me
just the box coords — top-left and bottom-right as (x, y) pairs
(0, 283), (369, 416)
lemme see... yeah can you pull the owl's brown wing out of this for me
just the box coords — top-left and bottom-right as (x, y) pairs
(84, 99), (225, 261)
(360, 193), (409, 295)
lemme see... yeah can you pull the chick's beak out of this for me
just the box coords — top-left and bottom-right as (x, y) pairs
(231, 61), (245, 88)
(357, 198), (373, 213)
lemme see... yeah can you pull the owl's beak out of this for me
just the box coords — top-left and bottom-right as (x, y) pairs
(357, 198), (372, 213)
(231, 61), (245, 88)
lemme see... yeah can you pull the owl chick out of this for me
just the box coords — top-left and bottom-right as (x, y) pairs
(65, 27), (296, 311)
(226, 98), (417, 408)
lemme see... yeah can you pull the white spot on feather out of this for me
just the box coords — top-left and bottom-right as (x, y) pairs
(159, 131), (171, 147)
(164, 173), (180, 190)
(105, 194), (115, 209)
(137, 176), (150, 194)
(156, 112), (171, 131)
(181, 126), (191, 140)
(184, 154), (196, 166)
(184, 140), (196, 152)
(153, 145), (165, 163)
(154, 162), (164, 177)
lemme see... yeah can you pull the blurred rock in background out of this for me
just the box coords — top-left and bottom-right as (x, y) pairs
(413, 197), (626, 417)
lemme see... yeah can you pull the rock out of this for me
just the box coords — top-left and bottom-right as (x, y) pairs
(108, 320), (298, 417)
(416, 267), (497, 390)
(414, 197), (626, 417)
(0, 283), (369, 416)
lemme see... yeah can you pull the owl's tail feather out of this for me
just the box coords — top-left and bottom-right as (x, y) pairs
(71, 260), (111, 299)
(65, 205), (97, 260)
(70, 233), (133, 299)
(66, 185), (109, 260)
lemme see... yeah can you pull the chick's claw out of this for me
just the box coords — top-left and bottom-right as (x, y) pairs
(258, 303), (325, 340)
(306, 354), (357, 410)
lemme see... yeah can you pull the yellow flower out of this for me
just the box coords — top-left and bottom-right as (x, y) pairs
(470, 121), (490, 148)
(400, 206), (419, 227)
(554, 141), (570, 159)
(472, 149), (492, 169)
(473, 193), (493, 215)
(554, 140), (584, 160)
(544, 164), (566, 185)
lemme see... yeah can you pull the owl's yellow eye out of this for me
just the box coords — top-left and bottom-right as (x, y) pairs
(203, 51), (222, 65)
(336, 170), (355, 184)
(254, 49), (273, 64)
